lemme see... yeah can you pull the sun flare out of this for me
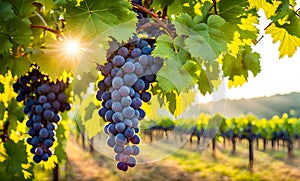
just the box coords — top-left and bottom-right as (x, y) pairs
(64, 40), (80, 56)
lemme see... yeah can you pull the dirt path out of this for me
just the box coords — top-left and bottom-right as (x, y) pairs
(65, 138), (117, 181)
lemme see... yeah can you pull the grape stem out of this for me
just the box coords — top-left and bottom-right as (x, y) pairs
(30, 25), (64, 40)
(162, 6), (168, 19)
(132, 3), (175, 39)
(212, 0), (218, 15)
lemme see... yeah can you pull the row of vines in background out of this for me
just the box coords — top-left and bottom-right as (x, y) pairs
(139, 113), (300, 170)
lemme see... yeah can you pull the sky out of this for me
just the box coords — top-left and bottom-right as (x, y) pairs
(196, 8), (300, 104)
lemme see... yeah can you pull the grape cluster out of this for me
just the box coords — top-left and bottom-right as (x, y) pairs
(97, 38), (163, 171)
(13, 64), (71, 163)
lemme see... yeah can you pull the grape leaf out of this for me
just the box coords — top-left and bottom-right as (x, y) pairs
(0, 54), (31, 76)
(2, 18), (32, 47)
(270, 0), (290, 21)
(3, 0), (35, 19)
(7, 99), (24, 133)
(84, 109), (102, 139)
(152, 34), (175, 59)
(275, 11), (300, 37)
(3, 140), (27, 175)
(0, 33), (12, 54)
(157, 58), (194, 93)
(222, 46), (260, 81)
(266, 23), (300, 58)
(218, 0), (247, 24)
(65, 0), (137, 42)
(184, 15), (227, 61)
(0, 2), (15, 21)
(166, 91), (179, 116)
(55, 120), (67, 163)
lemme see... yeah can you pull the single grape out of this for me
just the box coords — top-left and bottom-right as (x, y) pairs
(39, 128), (49, 139)
(97, 80), (107, 91)
(114, 145), (124, 153)
(142, 46), (152, 55)
(124, 128), (135, 138)
(102, 62), (114, 75)
(119, 86), (130, 97)
(133, 79), (145, 92)
(107, 136), (116, 148)
(124, 73), (137, 86)
(117, 47), (129, 57)
(112, 112), (124, 123)
(115, 122), (126, 132)
(38, 95), (47, 104)
(130, 48), (142, 58)
(123, 62), (135, 73)
(141, 92), (151, 102)
(115, 133), (127, 145)
(112, 102), (123, 112)
(117, 161), (128, 171)
(123, 119), (133, 127)
(121, 96), (132, 107)
(35, 147), (44, 156)
(43, 109), (54, 120)
(112, 90), (122, 101)
(41, 84), (51, 94)
(127, 156), (136, 167)
(122, 106), (135, 119)
(131, 98), (142, 109)
(35, 105), (43, 114)
(130, 135), (140, 144)
(57, 93), (67, 103)
(43, 139), (53, 147)
(139, 55), (149, 66)
(112, 55), (125, 67)
(105, 110), (114, 122)
(101, 92), (111, 102)
(33, 155), (42, 163)
(112, 77), (124, 89)
(41, 153), (49, 161)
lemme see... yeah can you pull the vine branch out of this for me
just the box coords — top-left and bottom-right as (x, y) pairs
(212, 0), (218, 15)
(30, 25), (64, 40)
(132, 3), (175, 39)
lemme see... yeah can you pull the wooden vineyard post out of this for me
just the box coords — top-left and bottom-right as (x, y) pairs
(249, 139), (254, 171)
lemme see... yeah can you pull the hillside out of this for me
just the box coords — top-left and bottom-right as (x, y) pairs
(179, 92), (300, 119)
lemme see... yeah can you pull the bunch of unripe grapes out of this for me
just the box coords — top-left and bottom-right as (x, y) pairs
(96, 37), (163, 171)
(13, 64), (71, 163)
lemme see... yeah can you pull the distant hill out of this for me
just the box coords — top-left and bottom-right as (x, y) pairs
(179, 92), (300, 119)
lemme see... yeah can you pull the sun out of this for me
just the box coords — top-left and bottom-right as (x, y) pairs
(64, 40), (81, 56)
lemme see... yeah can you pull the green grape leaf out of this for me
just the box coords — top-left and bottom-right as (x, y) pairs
(0, 54), (31, 77)
(3, 0), (35, 19)
(197, 61), (221, 95)
(55, 121), (67, 163)
(0, 2), (15, 21)
(275, 11), (300, 37)
(3, 140), (27, 175)
(85, 109), (102, 139)
(270, 0), (290, 22)
(222, 46), (261, 80)
(7, 99), (24, 133)
(152, 34), (175, 59)
(65, 0), (137, 42)
(0, 33), (12, 54)
(218, 0), (247, 24)
(165, 91), (177, 116)
(2, 18), (32, 47)
(184, 15), (227, 61)
(157, 58), (194, 93)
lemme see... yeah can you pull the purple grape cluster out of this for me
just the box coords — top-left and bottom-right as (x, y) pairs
(97, 38), (163, 171)
(13, 64), (71, 163)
